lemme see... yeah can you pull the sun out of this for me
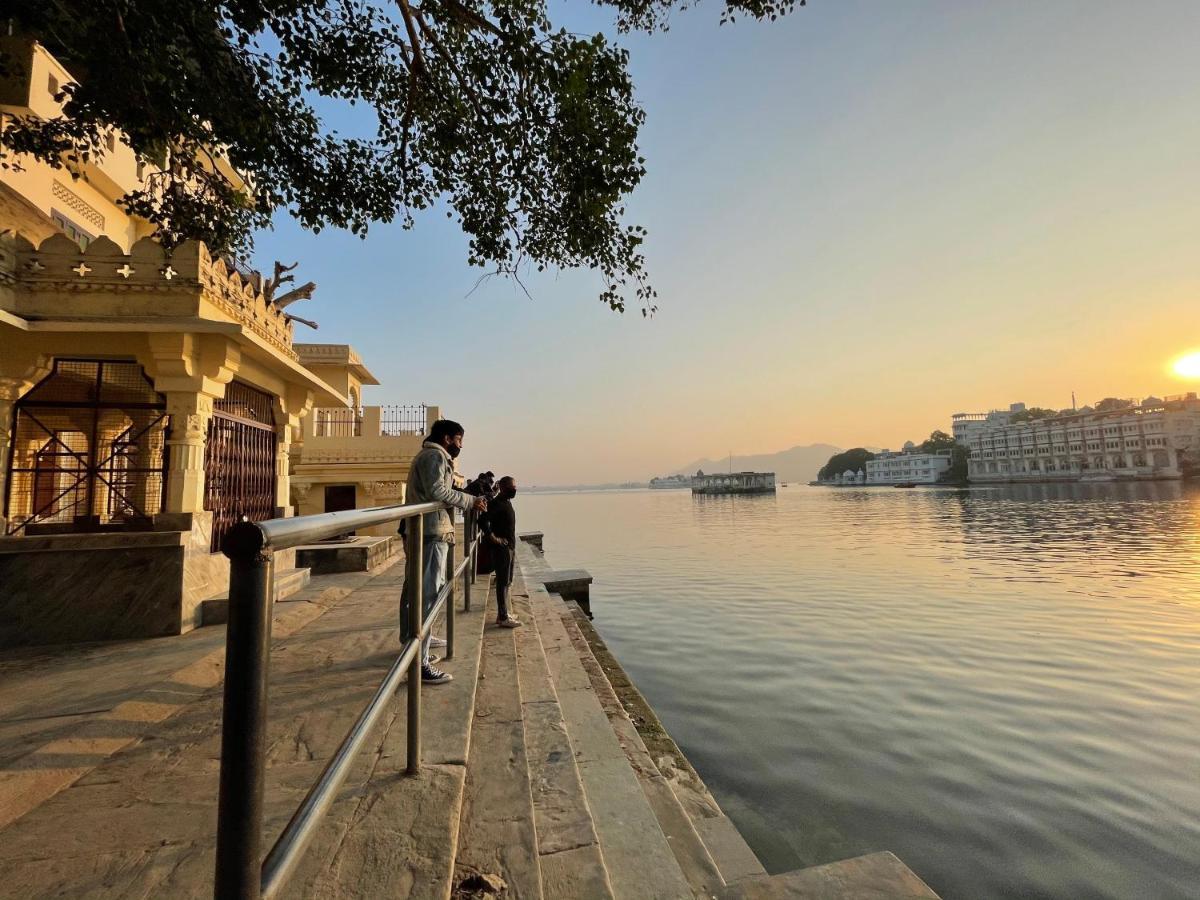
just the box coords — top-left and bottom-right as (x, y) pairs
(1171, 351), (1200, 379)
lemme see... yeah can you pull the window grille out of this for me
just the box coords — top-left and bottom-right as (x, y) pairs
(5, 359), (167, 535)
(204, 382), (277, 552)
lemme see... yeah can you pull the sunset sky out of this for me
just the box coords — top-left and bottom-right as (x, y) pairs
(252, 0), (1200, 484)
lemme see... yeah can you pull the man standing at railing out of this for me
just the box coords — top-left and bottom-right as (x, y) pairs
(403, 419), (488, 685)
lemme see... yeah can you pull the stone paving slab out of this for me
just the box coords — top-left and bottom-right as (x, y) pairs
(0, 549), (488, 899)
(509, 581), (614, 899)
(453, 585), (543, 900)
(0, 565), (382, 831)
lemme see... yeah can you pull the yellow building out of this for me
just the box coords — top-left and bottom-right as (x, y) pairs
(0, 36), (244, 252)
(290, 343), (438, 537)
(0, 233), (346, 646)
(0, 38), (446, 646)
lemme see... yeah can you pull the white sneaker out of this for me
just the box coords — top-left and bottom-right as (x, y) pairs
(428, 635), (447, 648)
(497, 617), (522, 628)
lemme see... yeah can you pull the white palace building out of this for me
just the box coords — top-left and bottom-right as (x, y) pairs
(864, 444), (954, 484)
(952, 396), (1200, 483)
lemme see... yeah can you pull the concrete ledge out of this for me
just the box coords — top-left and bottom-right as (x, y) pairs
(538, 569), (593, 618)
(717, 851), (940, 899)
(199, 567), (312, 625)
(294, 535), (396, 574)
(518, 531), (544, 552)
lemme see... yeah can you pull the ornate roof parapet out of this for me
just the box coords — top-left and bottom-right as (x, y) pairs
(1, 233), (297, 359)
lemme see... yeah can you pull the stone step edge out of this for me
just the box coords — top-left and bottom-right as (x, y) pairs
(522, 580), (696, 900)
(509, 578), (616, 900)
(552, 597), (729, 897)
(716, 850), (941, 900)
(452, 576), (545, 900)
(560, 599), (768, 887)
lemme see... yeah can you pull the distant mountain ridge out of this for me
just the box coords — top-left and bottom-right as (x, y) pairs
(673, 443), (846, 484)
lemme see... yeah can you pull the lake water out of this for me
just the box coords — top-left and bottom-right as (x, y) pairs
(518, 483), (1200, 900)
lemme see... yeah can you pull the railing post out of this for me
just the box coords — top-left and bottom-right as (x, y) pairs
(406, 515), (423, 776)
(445, 537), (455, 661)
(464, 508), (474, 611)
(214, 522), (274, 900)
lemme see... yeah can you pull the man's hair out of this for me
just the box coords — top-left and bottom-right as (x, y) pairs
(428, 419), (465, 443)
(498, 475), (516, 489)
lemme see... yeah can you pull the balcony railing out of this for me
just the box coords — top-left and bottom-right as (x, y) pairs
(381, 404), (428, 436)
(308, 404), (432, 439)
(214, 502), (479, 899)
(312, 407), (362, 437)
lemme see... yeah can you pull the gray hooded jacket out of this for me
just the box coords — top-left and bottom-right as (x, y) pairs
(406, 440), (474, 541)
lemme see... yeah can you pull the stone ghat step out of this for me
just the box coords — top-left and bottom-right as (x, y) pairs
(453, 581), (543, 899)
(717, 851), (940, 900)
(562, 599), (766, 888)
(523, 575), (696, 899)
(554, 597), (734, 897)
(511, 577), (614, 900)
(453, 564), (616, 900)
(519, 538), (748, 896)
(199, 566), (311, 625)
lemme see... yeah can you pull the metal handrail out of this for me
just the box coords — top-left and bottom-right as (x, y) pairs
(214, 501), (480, 900)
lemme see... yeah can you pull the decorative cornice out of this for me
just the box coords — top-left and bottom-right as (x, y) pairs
(2, 233), (297, 360)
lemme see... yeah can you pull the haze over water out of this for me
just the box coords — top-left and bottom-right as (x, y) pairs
(520, 484), (1200, 899)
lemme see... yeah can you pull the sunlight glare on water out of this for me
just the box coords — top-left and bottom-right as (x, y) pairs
(519, 483), (1200, 900)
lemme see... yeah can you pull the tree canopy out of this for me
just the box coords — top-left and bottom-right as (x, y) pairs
(2, 0), (804, 313)
(1094, 397), (1134, 412)
(1008, 407), (1058, 424)
(916, 429), (969, 482)
(919, 429), (955, 452)
(818, 448), (875, 481)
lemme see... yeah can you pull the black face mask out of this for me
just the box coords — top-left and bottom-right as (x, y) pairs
(504, 487), (517, 499)
(447, 443), (461, 459)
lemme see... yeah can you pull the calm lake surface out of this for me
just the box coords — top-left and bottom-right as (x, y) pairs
(519, 484), (1200, 900)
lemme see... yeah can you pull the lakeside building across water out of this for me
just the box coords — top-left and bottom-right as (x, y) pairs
(865, 444), (953, 484)
(692, 471), (775, 494)
(953, 397), (1200, 483)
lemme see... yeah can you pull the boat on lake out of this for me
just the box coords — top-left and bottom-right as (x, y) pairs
(692, 471), (776, 495)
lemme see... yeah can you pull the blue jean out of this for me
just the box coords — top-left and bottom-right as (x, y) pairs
(399, 540), (448, 667)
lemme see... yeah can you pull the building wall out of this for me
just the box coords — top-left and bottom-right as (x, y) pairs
(962, 399), (1198, 482)
(290, 404), (440, 536)
(865, 451), (952, 484)
(0, 235), (330, 643)
(1, 41), (153, 251)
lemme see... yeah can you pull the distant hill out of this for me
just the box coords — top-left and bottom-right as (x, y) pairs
(673, 444), (846, 484)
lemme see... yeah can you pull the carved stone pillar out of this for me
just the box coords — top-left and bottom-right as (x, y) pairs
(163, 391), (217, 514)
(0, 378), (24, 533)
(274, 384), (312, 518)
(274, 422), (293, 517)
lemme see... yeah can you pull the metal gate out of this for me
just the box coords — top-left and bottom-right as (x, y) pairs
(203, 382), (277, 552)
(5, 359), (168, 535)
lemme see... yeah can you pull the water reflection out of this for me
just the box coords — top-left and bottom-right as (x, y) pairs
(520, 485), (1200, 900)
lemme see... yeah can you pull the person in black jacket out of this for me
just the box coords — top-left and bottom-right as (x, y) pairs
(487, 475), (521, 627)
